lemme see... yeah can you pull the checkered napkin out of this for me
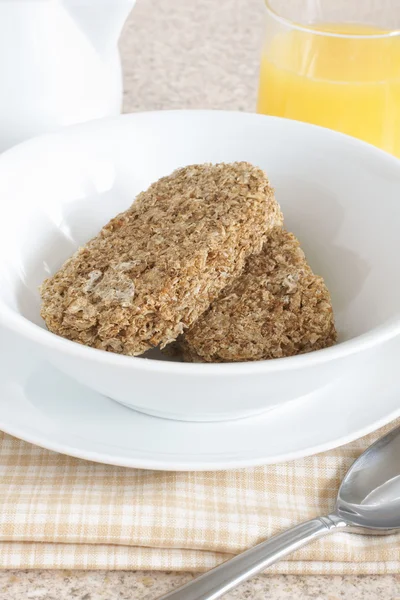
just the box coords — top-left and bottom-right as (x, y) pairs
(0, 422), (399, 573)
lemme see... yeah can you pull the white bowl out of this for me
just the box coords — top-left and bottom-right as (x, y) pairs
(0, 110), (400, 422)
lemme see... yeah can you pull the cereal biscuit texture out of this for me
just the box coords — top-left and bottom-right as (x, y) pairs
(182, 228), (337, 362)
(40, 162), (282, 356)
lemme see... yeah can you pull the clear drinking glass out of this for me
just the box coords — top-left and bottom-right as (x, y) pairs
(257, 0), (400, 157)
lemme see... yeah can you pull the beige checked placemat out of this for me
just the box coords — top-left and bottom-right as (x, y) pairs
(0, 422), (399, 573)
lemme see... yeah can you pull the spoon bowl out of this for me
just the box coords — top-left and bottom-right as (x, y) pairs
(336, 426), (400, 531)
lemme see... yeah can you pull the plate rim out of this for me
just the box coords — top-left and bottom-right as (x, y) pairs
(1, 407), (399, 471)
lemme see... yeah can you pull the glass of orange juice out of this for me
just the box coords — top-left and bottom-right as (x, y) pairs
(257, 0), (400, 157)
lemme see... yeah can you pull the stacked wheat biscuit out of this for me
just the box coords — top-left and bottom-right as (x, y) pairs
(41, 162), (336, 362)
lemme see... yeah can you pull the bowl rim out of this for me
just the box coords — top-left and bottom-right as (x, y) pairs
(1, 109), (400, 375)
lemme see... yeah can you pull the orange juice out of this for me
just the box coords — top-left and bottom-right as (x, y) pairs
(257, 24), (400, 156)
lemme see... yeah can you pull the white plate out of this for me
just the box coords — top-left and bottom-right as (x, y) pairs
(0, 331), (399, 471)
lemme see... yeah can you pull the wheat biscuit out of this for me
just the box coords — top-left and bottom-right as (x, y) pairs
(40, 162), (282, 355)
(181, 228), (337, 362)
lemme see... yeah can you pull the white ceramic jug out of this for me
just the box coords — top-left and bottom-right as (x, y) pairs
(0, 0), (136, 152)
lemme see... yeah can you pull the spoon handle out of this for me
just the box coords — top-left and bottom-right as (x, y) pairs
(158, 516), (342, 600)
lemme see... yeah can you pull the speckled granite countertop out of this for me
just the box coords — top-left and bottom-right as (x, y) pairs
(2, 1), (399, 598)
(1, 571), (399, 600)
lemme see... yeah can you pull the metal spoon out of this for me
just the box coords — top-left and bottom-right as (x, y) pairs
(158, 425), (400, 600)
